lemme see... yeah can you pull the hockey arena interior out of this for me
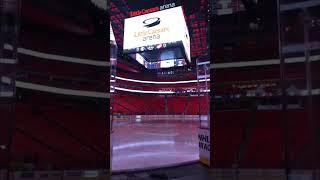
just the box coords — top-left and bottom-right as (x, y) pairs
(0, 0), (319, 180)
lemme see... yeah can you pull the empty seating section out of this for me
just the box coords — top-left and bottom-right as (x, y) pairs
(286, 109), (310, 169)
(147, 96), (166, 114)
(114, 93), (207, 115)
(116, 72), (156, 81)
(12, 132), (68, 170)
(0, 153), (5, 169)
(212, 109), (315, 169)
(8, 100), (106, 170)
(41, 106), (105, 152)
(15, 104), (99, 166)
(212, 38), (277, 63)
(0, 105), (11, 168)
(241, 111), (282, 168)
(215, 67), (279, 83)
(6, 29), (108, 93)
(116, 79), (198, 92)
(114, 94), (147, 114)
(117, 71), (196, 82)
(3, 5), (108, 172)
(212, 111), (250, 168)
(167, 97), (186, 114)
(21, 56), (104, 78)
(12, 58), (107, 93)
(113, 103), (131, 114)
(20, 29), (107, 61)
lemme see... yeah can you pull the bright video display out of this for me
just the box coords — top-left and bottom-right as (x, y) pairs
(123, 6), (190, 68)
(160, 59), (175, 68)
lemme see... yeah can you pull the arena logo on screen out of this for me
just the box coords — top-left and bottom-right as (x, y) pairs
(134, 26), (170, 42)
(143, 17), (161, 28)
(159, 3), (176, 11)
(130, 3), (176, 17)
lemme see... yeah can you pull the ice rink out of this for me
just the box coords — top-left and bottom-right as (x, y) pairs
(111, 119), (199, 172)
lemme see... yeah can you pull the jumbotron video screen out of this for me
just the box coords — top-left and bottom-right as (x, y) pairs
(123, 6), (191, 69)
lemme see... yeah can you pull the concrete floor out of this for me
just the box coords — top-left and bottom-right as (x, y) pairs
(111, 120), (199, 172)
